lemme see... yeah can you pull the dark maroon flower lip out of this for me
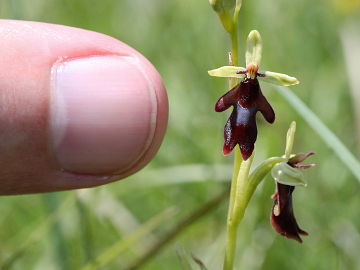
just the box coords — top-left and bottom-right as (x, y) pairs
(270, 152), (315, 243)
(215, 77), (275, 160)
(271, 183), (308, 243)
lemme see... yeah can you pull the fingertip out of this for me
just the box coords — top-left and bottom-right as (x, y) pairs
(50, 55), (168, 175)
(0, 20), (168, 193)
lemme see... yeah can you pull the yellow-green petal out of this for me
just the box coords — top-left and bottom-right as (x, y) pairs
(208, 66), (246, 79)
(245, 30), (262, 66)
(258, 71), (299, 86)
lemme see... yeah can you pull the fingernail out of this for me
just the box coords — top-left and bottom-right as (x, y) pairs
(50, 55), (157, 174)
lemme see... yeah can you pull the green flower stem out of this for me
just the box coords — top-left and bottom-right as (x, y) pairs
(230, 23), (238, 67)
(232, 1), (240, 66)
(228, 7), (239, 88)
(223, 156), (285, 270)
(227, 146), (242, 220)
(231, 155), (254, 225)
(223, 222), (238, 270)
(223, 8), (245, 270)
(226, 8), (241, 222)
(223, 155), (253, 270)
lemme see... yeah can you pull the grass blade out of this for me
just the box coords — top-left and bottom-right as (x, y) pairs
(42, 194), (71, 270)
(81, 207), (178, 270)
(275, 85), (360, 181)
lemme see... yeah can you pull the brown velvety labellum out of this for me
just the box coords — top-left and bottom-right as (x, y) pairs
(271, 183), (308, 243)
(215, 78), (275, 160)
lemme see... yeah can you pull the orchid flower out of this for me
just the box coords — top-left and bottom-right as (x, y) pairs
(208, 30), (299, 160)
(270, 122), (316, 242)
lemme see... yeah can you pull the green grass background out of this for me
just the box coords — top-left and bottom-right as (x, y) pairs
(0, 0), (360, 269)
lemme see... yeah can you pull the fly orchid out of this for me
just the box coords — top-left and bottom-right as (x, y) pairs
(208, 30), (299, 160)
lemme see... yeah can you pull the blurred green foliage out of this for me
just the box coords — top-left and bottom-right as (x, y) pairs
(0, 0), (360, 269)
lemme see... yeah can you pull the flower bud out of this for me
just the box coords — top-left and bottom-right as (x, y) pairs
(209, 0), (242, 33)
(209, 0), (236, 13)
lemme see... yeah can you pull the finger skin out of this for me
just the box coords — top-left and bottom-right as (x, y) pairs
(0, 20), (168, 194)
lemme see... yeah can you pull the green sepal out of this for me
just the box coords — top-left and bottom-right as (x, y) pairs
(258, 71), (299, 86)
(271, 162), (307, 187)
(245, 30), (262, 66)
(208, 65), (246, 79)
(285, 121), (296, 158)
